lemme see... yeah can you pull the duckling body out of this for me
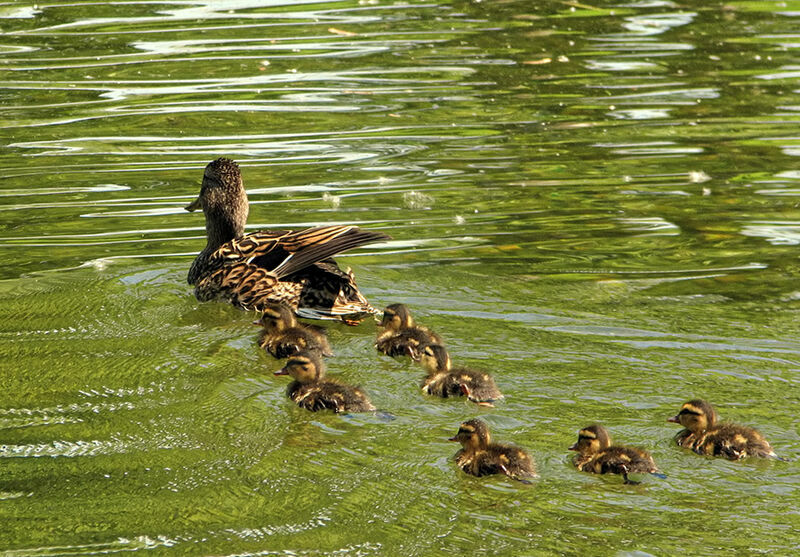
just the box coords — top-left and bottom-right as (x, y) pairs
(186, 158), (389, 323)
(376, 304), (443, 358)
(257, 303), (332, 359)
(274, 351), (375, 413)
(569, 425), (658, 484)
(668, 399), (777, 460)
(449, 419), (536, 481)
(418, 344), (502, 406)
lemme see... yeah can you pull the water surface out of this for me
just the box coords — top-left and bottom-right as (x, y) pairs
(1, 1), (800, 555)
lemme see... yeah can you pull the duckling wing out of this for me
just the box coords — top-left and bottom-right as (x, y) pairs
(290, 381), (374, 413)
(485, 445), (537, 479)
(595, 447), (658, 475)
(376, 329), (430, 357)
(704, 424), (775, 460)
(453, 368), (503, 403)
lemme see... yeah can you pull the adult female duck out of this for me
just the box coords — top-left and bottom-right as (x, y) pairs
(186, 158), (390, 323)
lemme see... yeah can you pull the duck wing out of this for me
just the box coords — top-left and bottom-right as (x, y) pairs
(208, 226), (388, 280)
(193, 225), (389, 316)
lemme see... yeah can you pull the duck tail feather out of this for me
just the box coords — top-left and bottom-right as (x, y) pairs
(271, 226), (390, 279)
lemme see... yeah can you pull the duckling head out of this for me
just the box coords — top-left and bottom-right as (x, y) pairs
(667, 399), (717, 433)
(380, 303), (414, 331)
(256, 303), (297, 331)
(185, 158), (248, 247)
(274, 350), (325, 383)
(568, 424), (612, 455)
(448, 418), (491, 451)
(417, 343), (451, 372)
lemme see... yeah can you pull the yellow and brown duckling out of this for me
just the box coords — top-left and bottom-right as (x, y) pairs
(256, 302), (333, 359)
(449, 418), (537, 482)
(667, 399), (778, 460)
(375, 303), (443, 358)
(569, 424), (660, 484)
(186, 158), (390, 323)
(274, 350), (376, 413)
(417, 344), (503, 406)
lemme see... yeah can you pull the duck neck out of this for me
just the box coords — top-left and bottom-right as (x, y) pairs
(205, 207), (245, 252)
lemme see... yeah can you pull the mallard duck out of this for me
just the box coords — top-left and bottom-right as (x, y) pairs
(569, 424), (659, 484)
(449, 418), (536, 482)
(375, 303), (443, 358)
(186, 158), (390, 323)
(667, 399), (778, 460)
(256, 302), (333, 359)
(417, 344), (503, 406)
(273, 350), (376, 413)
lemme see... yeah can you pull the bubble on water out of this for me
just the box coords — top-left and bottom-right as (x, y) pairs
(689, 170), (711, 183)
(403, 191), (434, 210)
(322, 192), (341, 209)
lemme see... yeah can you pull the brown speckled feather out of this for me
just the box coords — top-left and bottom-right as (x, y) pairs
(287, 380), (376, 413)
(191, 226), (387, 319)
(455, 445), (536, 480)
(676, 423), (775, 460)
(574, 446), (658, 476)
(422, 367), (503, 404)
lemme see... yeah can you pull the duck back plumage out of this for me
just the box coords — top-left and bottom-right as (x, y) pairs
(574, 446), (658, 476)
(422, 367), (503, 404)
(287, 379), (376, 413)
(676, 423), (776, 460)
(189, 226), (388, 321)
(455, 444), (536, 480)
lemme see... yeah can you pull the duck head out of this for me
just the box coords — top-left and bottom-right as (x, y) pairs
(448, 418), (491, 451)
(186, 158), (249, 249)
(274, 350), (325, 383)
(255, 303), (298, 331)
(569, 424), (612, 455)
(668, 399), (717, 434)
(417, 343), (451, 372)
(380, 303), (414, 331)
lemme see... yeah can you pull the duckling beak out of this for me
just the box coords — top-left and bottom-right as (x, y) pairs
(251, 319), (262, 326)
(185, 197), (202, 212)
(667, 415), (680, 423)
(568, 443), (578, 451)
(273, 367), (289, 376)
(447, 436), (459, 442)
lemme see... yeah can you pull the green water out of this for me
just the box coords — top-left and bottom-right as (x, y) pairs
(1, 1), (799, 555)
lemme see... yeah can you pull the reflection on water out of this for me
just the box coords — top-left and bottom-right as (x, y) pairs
(1, 0), (800, 555)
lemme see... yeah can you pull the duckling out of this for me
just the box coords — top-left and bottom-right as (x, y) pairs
(417, 344), (503, 406)
(449, 418), (536, 482)
(256, 302), (333, 359)
(667, 399), (778, 460)
(186, 158), (390, 323)
(274, 350), (376, 413)
(375, 303), (443, 358)
(569, 424), (659, 484)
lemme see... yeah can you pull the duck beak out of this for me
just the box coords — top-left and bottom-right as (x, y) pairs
(185, 197), (202, 212)
(251, 319), (262, 326)
(273, 367), (289, 376)
(447, 436), (459, 442)
(568, 443), (578, 451)
(667, 415), (680, 423)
